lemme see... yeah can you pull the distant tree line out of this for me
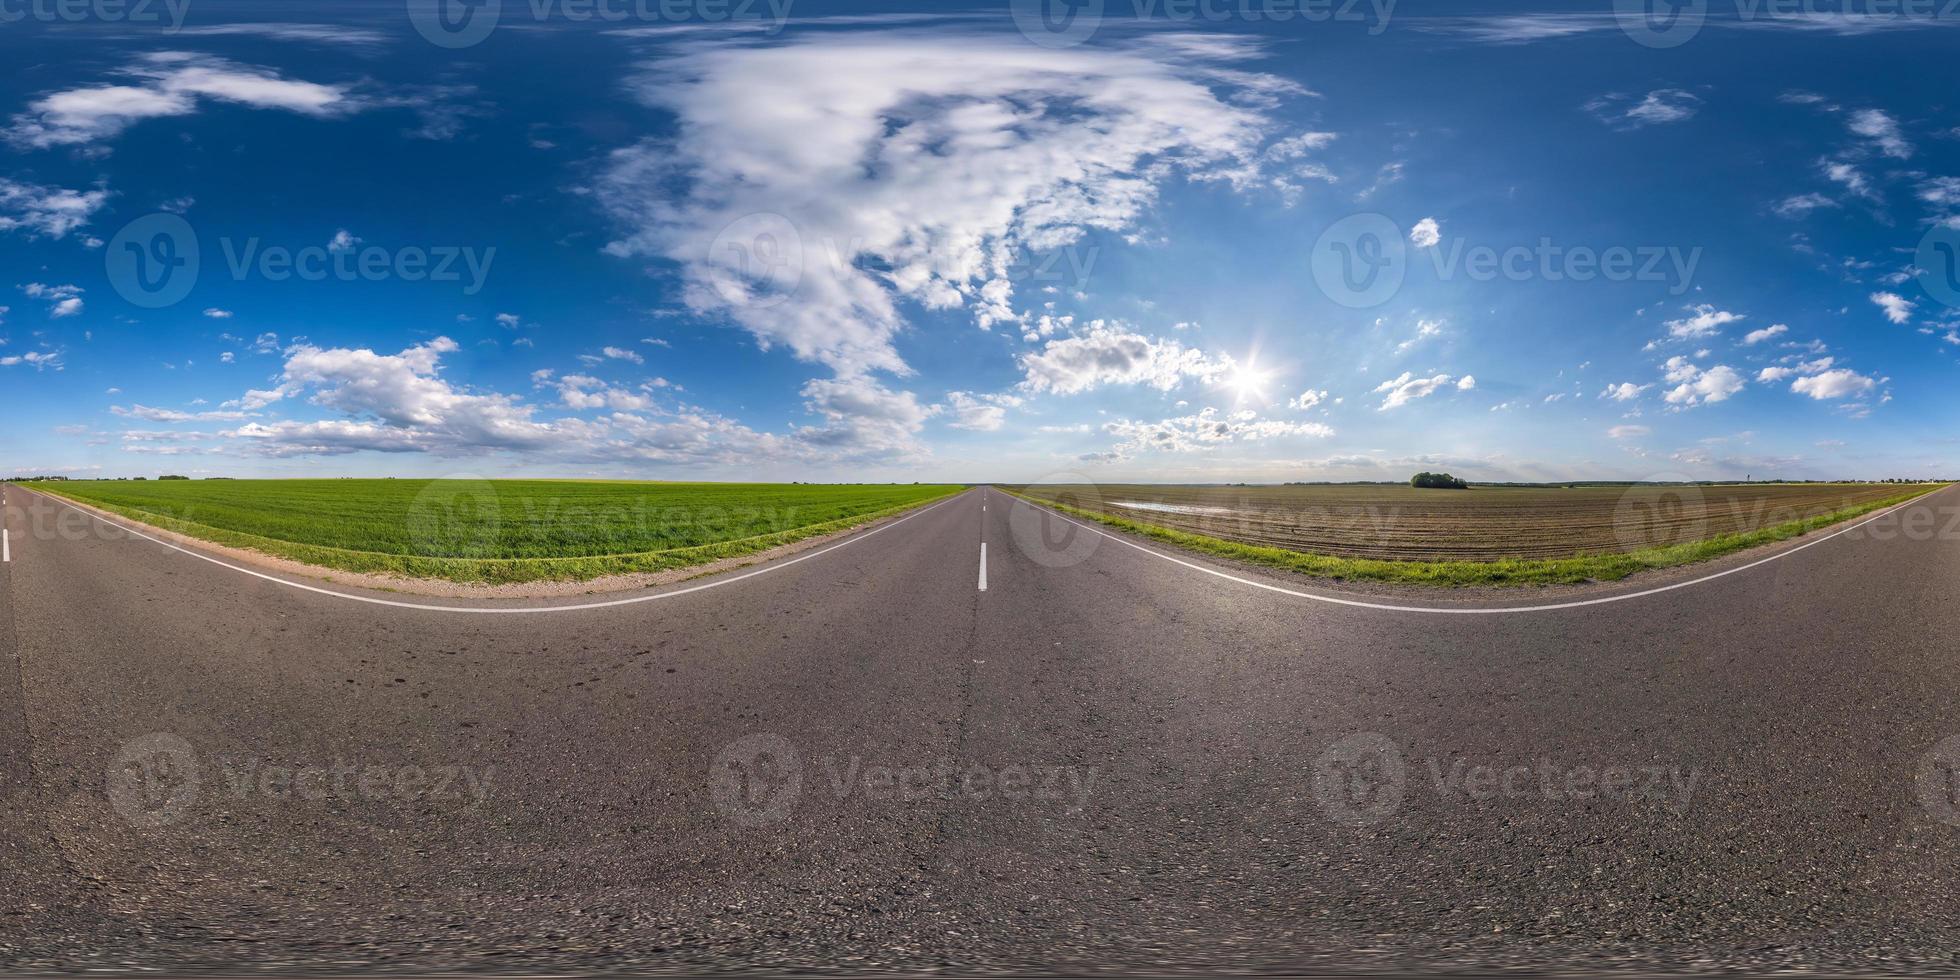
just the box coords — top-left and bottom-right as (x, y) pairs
(1410, 472), (1470, 490)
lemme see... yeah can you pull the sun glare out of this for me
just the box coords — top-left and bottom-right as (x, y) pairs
(1225, 362), (1274, 403)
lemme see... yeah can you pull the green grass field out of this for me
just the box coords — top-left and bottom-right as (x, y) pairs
(24, 479), (964, 584)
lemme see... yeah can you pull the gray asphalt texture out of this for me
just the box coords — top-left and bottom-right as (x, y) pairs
(4, 482), (1960, 975)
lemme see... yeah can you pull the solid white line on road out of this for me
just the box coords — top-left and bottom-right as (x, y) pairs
(978, 542), (988, 591)
(21, 488), (970, 615)
(1013, 490), (1939, 616)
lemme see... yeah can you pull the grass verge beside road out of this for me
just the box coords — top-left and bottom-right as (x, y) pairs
(1000, 485), (1943, 587)
(23, 480), (965, 585)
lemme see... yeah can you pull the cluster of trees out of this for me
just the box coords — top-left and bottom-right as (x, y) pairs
(1410, 472), (1470, 490)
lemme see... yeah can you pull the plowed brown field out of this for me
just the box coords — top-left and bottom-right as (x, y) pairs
(1006, 483), (1910, 561)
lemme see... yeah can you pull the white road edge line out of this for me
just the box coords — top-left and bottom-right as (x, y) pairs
(22, 488), (968, 615)
(978, 542), (988, 592)
(1011, 489), (1940, 616)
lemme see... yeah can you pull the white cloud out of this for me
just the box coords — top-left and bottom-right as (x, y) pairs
(943, 390), (1023, 431)
(1017, 322), (1232, 395)
(111, 403), (251, 422)
(171, 23), (392, 47)
(1790, 368), (1878, 401)
(1661, 357), (1745, 407)
(1920, 176), (1960, 208)
(1821, 159), (1874, 200)
(19, 282), (83, 318)
(1847, 108), (1911, 159)
(1290, 388), (1329, 410)
(1394, 317), (1444, 354)
(495, 313), (520, 328)
(1741, 323), (1788, 345)
(1870, 291), (1915, 324)
(327, 229), (361, 253)
(1102, 406), (1333, 456)
(1772, 193), (1836, 219)
(1664, 304), (1744, 340)
(195, 336), (869, 464)
(0, 178), (108, 239)
(552, 374), (654, 412)
(7, 53), (355, 149)
(203, 307), (234, 319)
(1585, 89), (1699, 128)
(0, 349), (62, 370)
(1456, 375), (1476, 390)
(1608, 424), (1650, 439)
(1372, 371), (1461, 410)
(595, 31), (1303, 379)
(1409, 217), (1441, 249)
(1600, 381), (1649, 401)
(795, 376), (938, 457)
(601, 345), (645, 365)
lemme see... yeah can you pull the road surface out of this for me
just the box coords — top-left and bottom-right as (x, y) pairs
(3, 482), (1959, 974)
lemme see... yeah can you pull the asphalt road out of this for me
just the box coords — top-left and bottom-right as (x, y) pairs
(4, 482), (1960, 974)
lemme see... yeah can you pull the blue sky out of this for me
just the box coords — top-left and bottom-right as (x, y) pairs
(2, 0), (1957, 482)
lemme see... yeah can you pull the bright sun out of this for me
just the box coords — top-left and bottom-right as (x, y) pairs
(1225, 363), (1273, 403)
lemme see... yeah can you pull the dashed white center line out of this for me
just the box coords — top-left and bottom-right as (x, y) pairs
(977, 542), (987, 592)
